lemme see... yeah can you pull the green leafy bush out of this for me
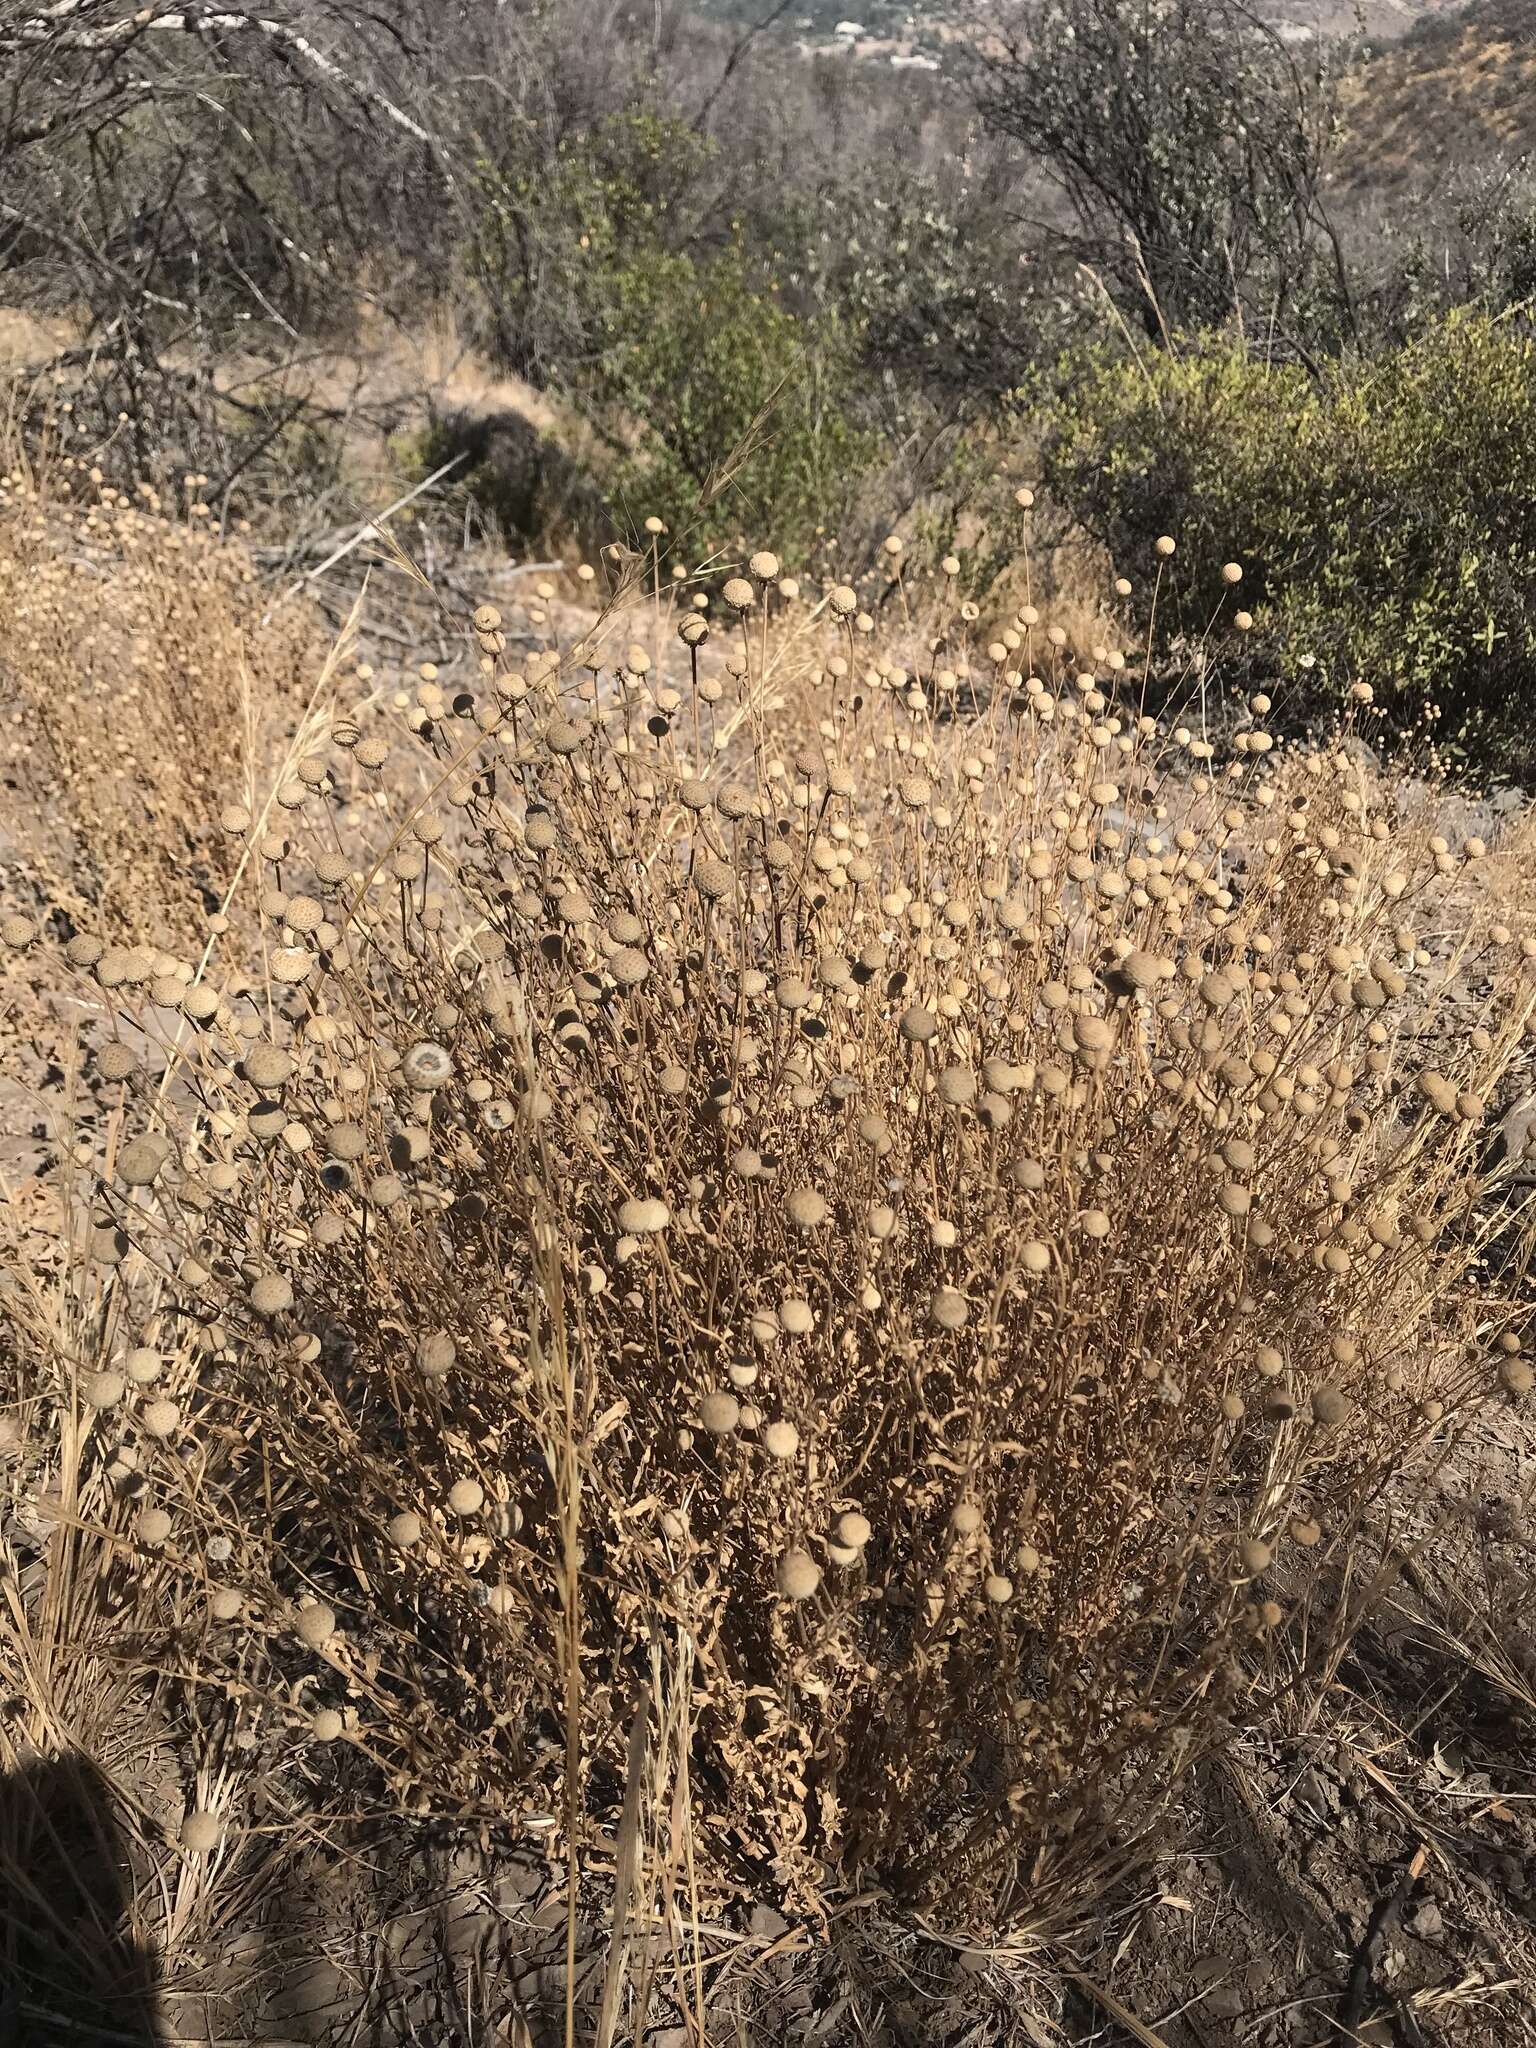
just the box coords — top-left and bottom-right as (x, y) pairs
(1037, 313), (1536, 766)
(587, 242), (878, 556)
(464, 112), (880, 557)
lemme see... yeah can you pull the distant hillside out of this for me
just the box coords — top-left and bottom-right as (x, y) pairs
(1338, 0), (1536, 189)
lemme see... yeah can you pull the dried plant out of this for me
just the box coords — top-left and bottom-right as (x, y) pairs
(3, 491), (1534, 1991)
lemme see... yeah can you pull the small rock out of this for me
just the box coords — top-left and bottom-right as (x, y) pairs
(1408, 1899), (1444, 1940)
(1291, 1766), (1335, 1821)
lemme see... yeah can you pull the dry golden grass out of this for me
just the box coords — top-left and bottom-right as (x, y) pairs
(0, 446), (321, 945)
(2, 489), (1535, 2030)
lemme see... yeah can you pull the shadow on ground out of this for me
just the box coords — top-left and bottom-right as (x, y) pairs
(0, 1752), (161, 2047)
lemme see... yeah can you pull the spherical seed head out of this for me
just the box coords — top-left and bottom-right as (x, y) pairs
(937, 1065), (976, 1106)
(270, 947), (315, 986)
(95, 1042), (138, 1081)
(950, 1501), (982, 1536)
(311, 1708), (344, 1741)
(617, 1196), (669, 1237)
(693, 857), (734, 900)
(834, 1510), (871, 1550)
(243, 1045), (293, 1089)
(249, 1273), (293, 1318)
(83, 1370), (125, 1409)
(786, 1187), (828, 1230)
(763, 1419), (800, 1458)
(930, 1287), (968, 1331)
(678, 616), (709, 647)
(828, 585), (858, 618)
(1311, 1384), (1353, 1427)
(1154, 535), (1176, 557)
(137, 1505), (173, 1546)
(0, 914), (35, 949)
(700, 1390), (740, 1435)
(899, 1005), (938, 1044)
(775, 1548), (820, 1600)
(1255, 1345), (1284, 1377)
(1119, 949), (1165, 991)
(402, 1041), (454, 1091)
(128, 1349), (163, 1384)
(779, 1297), (814, 1335)
(984, 1574), (1013, 1605)
(117, 1135), (168, 1188)
(1499, 1358), (1535, 1396)
(448, 1477), (484, 1516)
(210, 1587), (243, 1621)
(388, 1510), (423, 1548)
(748, 550), (780, 580)
(1221, 562), (1243, 585)
(295, 1602), (336, 1648)
(609, 947), (650, 990)
(179, 1811), (222, 1853)
(417, 1330), (455, 1379)
(1218, 1183), (1251, 1219)
(1238, 1537), (1272, 1577)
(1020, 1240), (1051, 1275)
(141, 1399), (180, 1440)
(722, 577), (755, 612)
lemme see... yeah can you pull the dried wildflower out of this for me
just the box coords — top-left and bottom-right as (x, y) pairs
(141, 1399), (180, 1440)
(295, 1602), (336, 1648)
(1311, 1385), (1353, 1426)
(249, 1273), (293, 1318)
(701, 1391), (741, 1435)
(693, 857), (734, 900)
(609, 947), (650, 990)
(243, 1045), (294, 1089)
(775, 1549), (820, 1600)
(117, 1134), (169, 1187)
(930, 1287), (968, 1331)
(401, 1042), (454, 1091)
(179, 1811), (222, 1854)
(618, 1197), (669, 1235)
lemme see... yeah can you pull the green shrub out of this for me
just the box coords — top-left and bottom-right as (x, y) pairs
(587, 241), (878, 557)
(464, 113), (880, 558)
(1036, 313), (1536, 767)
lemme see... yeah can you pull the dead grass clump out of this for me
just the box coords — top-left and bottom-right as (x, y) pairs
(3, 533), (1535, 1962)
(0, 455), (321, 943)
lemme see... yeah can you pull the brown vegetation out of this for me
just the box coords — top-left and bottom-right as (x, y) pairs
(3, 478), (1535, 2037)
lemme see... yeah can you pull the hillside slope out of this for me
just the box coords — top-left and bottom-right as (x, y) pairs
(1339, 0), (1536, 189)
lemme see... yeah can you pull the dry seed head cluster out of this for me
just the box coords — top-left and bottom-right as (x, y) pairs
(4, 511), (1535, 1945)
